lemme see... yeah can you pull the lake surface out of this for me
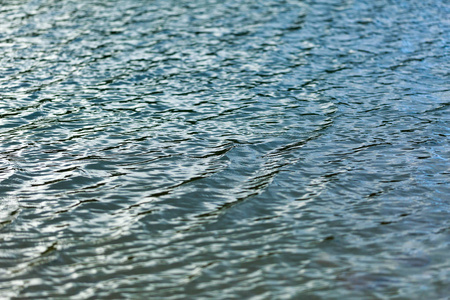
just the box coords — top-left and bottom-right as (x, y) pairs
(1, 0), (449, 298)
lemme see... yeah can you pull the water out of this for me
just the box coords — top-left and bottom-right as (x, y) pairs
(0, 0), (449, 298)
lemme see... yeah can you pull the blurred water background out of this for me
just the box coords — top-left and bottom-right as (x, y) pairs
(0, 0), (449, 298)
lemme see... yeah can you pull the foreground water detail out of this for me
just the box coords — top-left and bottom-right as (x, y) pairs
(0, 0), (449, 298)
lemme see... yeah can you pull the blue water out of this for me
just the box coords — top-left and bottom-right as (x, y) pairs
(1, 0), (449, 298)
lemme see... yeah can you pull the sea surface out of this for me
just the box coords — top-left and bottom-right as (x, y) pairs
(0, 0), (449, 298)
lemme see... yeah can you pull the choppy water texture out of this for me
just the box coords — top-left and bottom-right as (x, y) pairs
(1, 0), (449, 298)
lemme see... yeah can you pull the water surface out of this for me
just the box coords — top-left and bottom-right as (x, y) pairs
(0, 0), (449, 298)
